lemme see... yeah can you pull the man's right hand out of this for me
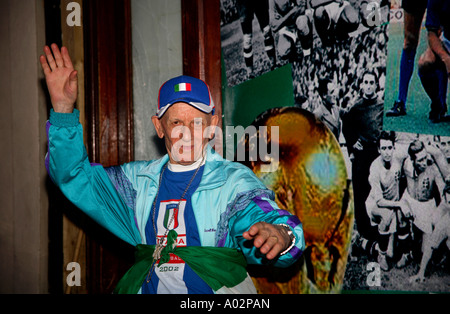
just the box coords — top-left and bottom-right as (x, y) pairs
(40, 44), (78, 113)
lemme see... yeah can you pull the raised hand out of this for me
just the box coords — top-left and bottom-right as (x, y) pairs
(40, 44), (78, 113)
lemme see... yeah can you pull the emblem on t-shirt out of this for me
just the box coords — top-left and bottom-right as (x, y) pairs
(163, 202), (180, 229)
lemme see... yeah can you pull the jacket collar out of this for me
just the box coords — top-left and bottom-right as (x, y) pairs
(136, 145), (226, 190)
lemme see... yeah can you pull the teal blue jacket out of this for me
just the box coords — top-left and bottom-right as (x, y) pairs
(46, 109), (305, 268)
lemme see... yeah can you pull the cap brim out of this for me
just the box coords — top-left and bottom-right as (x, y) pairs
(157, 98), (215, 118)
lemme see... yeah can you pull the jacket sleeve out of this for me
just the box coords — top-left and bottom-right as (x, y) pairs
(46, 109), (141, 246)
(226, 191), (305, 268)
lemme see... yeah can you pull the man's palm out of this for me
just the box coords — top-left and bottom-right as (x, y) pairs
(40, 44), (78, 113)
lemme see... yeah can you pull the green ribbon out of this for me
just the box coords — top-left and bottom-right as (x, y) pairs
(157, 229), (178, 266)
(114, 230), (248, 294)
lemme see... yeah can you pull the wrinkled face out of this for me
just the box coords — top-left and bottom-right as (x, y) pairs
(379, 139), (394, 163)
(152, 102), (219, 165)
(361, 73), (376, 97)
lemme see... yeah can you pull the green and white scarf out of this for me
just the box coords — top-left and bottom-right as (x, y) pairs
(114, 230), (249, 294)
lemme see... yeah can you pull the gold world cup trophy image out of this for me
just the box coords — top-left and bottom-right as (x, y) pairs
(237, 107), (354, 293)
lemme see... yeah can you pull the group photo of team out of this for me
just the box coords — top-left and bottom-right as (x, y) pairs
(220, 0), (450, 292)
(220, 0), (390, 86)
(344, 131), (450, 291)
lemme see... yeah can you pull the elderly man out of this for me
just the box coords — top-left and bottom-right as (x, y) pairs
(40, 44), (304, 294)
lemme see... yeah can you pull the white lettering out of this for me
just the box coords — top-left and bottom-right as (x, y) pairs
(168, 121), (280, 172)
(66, 2), (81, 27)
(66, 262), (81, 287)
(223, 298), (270, 309)
(366, 262), (381, 287)
(180, 298), (214, 311)
(225, 125), (280, 172)
(364, 2), (381, 27)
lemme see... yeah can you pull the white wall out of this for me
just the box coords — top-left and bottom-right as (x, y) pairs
(131, 0), (183, 161)
(0, 0), (48, 293)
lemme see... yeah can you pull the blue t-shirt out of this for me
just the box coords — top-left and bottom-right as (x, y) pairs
(141, 164), (213, 294)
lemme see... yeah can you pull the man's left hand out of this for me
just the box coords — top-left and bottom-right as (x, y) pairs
(243, 222), (291, 260)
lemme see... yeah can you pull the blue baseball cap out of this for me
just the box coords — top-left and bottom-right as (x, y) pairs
(157, 75), (215, 118)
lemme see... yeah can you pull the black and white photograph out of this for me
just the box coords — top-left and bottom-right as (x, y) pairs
(290, 0), (389, 145)
(344, 131), (450, 292)
(221, 0), (390, 88)
(221, 0), (277, 86)
(221, 0), (450, 293)
(221, 0), (391, 150)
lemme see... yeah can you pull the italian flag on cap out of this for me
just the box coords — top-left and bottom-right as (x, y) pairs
(174, 83), (191, 92)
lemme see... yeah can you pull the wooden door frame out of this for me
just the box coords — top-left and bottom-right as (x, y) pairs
(83, 0), (135, 294)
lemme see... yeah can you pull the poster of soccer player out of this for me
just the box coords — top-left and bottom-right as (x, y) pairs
(220, 0), (277, 86)
(383, 0), (450, 136)
(343, 130), (450, 292)
(220, 0), (390, 147)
